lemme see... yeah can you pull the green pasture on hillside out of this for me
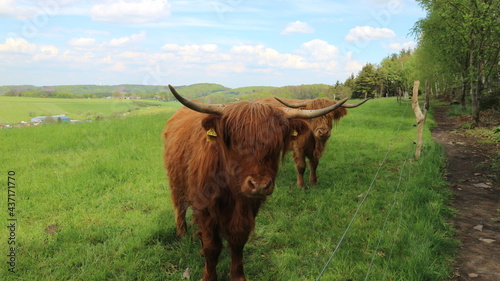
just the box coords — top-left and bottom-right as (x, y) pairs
(0, 97), (457, 280)
(0, 96), (178, 124)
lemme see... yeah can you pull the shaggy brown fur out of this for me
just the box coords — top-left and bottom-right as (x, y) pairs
(163, 101), (307, 281)
(256, 98), (348, 188)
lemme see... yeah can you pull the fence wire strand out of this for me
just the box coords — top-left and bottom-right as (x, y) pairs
(316, 101), (411, 281)
(381, 158), (413, 280)
(364, 146), (413, 280)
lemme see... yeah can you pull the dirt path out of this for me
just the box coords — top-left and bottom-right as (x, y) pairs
(431, 105), (499, 281)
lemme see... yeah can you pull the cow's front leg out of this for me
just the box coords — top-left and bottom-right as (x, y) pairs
(196, 215), (222, 281)
(227, 234), (249, 281)
(308, 157), (319, 185)
(293, 150), (307, 188)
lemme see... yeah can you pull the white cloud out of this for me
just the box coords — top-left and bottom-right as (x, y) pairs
(258, 48), (307, 68)
(106, 62), (127, 72)
(0, 0), (36, 19)
(200, 44), (219, 52)
(384, 40), (417, 52)
(60, 50), (96, 64)
(0, 0), (16, 16)
(345, 26), (396, 43)
(68, 37), (97, 48)
(149, 52), (177, 61)
(162, 43), (219, 54)
(0, 0), (84, 20)
(117, 51), (146, 59)
(90, 0), (171, 23)
(205, 62), (246, 73)
(0, 38), (37, 53)
(345, 60), (363, 72)
(100, 55), (113, 64)
(281, 21), (315, 35)
(231, 44), (316, 70)
(33, 45), (59, 61)
(159, 43), (226, 65)
(299, 39), (339, 61)
(231, 44), (261, 55)
(0, 37), (355, 85)
(108, 31), (146, 47)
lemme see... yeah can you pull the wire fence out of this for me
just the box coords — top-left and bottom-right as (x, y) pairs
(316, 100), (414, 281)
(365, 147), (413, 280)
(381, 155), (413, 280)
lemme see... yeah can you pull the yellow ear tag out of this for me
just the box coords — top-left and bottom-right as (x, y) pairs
(206, 128), (217, 142)
(291, 130), (298, 137)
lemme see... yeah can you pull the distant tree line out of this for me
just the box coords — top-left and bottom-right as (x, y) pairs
(1, 84), (172, 100)
(4, 90), (98, 99)
(331, 49), (415, 100)
(219, 49), (415, 103)
(2, 89), (170, 100)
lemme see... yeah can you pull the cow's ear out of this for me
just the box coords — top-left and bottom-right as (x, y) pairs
(201, 115), (221, 142)
(288, 119), (308, 138)
(333, 107), (348, 121)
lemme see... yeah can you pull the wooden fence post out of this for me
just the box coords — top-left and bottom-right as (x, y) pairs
(397, 87), (402, 105)
(412, 80), (429, 160)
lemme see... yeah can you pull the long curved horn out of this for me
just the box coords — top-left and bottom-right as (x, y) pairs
(342, 98), (370, 108)
(282, 97), (349, 119)
(274, 98), (307, 108)
(168, 85), (225, 115)
(276, 97), (369, 109)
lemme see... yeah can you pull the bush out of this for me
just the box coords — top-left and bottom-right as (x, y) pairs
(44, 116), (56, 124)
(481, 91), (500, 110)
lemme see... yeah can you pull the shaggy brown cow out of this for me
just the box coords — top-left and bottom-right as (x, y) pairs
(257, 97), (368, 188)
(163, 85), (348, 281)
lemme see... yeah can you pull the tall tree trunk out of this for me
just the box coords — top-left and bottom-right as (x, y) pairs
(425, 80), (430, 112)
(469, 26), (482, 127)
(471, 61), (483, 126)
(433, 73), (440, 97)
(460, 73), (467, 111)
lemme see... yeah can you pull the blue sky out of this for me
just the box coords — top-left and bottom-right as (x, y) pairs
(0, 0), (425, 88)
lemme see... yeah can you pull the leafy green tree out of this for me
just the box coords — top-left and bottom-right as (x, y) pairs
(378, 57), (392, 97)
(328, 80), (352, 100)
(413, 0), (500, 125)
(343, 74), (356, 93)
(352, 63), (382, 99)
(4, 89), (21, 96)
(398, 49), (415, 96)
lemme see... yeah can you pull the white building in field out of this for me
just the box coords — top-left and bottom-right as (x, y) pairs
(31, 115), (71, 124)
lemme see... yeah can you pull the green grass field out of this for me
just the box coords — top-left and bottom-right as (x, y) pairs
(0, 96), (177, 124)
(0, 97), (457, 280)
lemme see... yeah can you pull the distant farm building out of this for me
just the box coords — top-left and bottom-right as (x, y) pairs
(31, 115), (71, 124)
(106, 96), (141, 99)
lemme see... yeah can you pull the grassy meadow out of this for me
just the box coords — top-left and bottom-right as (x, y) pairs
(0, 96), (173, 124)
(0, 97), (457, 280)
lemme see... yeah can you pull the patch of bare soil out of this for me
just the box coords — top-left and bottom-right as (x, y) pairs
(431, 105), (500, 281)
